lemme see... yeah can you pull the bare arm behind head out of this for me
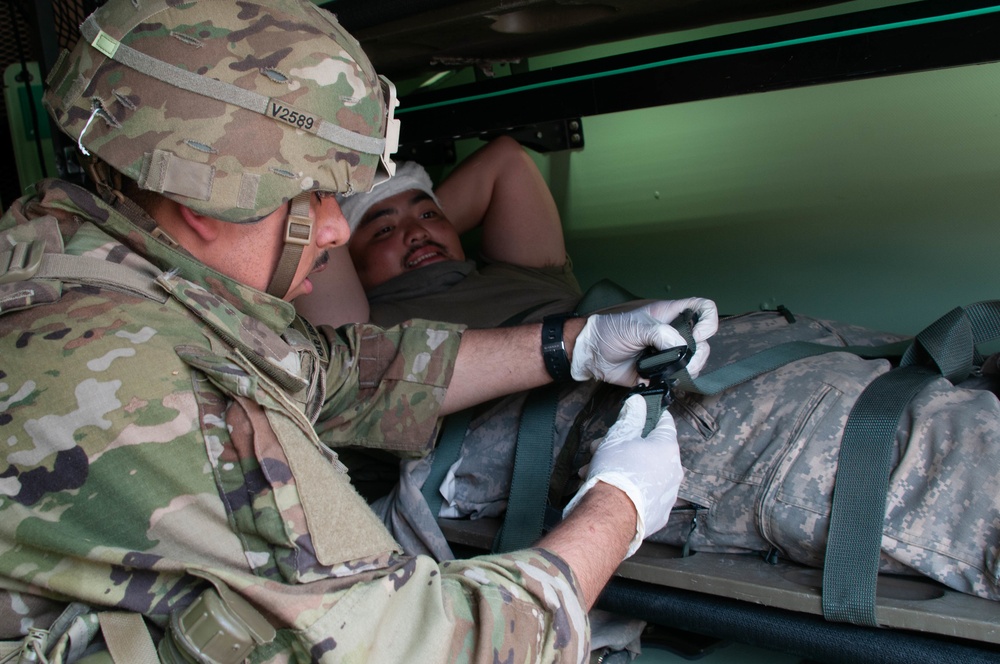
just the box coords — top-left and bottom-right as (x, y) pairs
(436, 136), (568, 268)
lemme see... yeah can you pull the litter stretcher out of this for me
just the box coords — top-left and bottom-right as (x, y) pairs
(440, 516), (1000, 663)
(430, 299), (1000, 663)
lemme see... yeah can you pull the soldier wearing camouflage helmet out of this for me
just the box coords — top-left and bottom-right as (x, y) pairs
(0, 1), (706, 662)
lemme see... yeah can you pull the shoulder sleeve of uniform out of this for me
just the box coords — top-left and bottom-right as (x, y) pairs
(296, 549), (589, 662)
(315, 319), (465, 454)
(439, 548), (590, 661)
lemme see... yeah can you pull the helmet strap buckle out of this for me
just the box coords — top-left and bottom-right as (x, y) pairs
(283, 204), (314, 247)
(266, 192), (313, 298)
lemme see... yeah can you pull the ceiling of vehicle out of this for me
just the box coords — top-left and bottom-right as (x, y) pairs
(320, 0), (857, 82)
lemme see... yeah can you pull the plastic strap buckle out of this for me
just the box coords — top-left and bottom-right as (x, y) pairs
(631, 344), (693, 407)
(0, 240), (45, 285)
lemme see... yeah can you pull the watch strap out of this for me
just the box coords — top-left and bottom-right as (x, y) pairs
(541, 314), (573, 382)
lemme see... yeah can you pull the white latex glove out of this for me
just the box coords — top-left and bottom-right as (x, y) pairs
(562, 394), (683, 558)
(570, 298), (719, 386)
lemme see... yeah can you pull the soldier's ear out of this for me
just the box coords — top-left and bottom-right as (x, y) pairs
(177, 204), (223, 243)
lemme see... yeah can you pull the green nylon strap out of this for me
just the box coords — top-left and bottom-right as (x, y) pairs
(640, 392), (664, 437)
(821, 365), (937, 626)
(669, 302), (1000, 401)
(422, 391), (555, 556)
(421, 409), (473, 524)
(669, 338), (912, 397)
(900, 303), (1000, 382)
(492, 384), (561, 553)
(489, 282), (637, 552)
(821, 300), (1000, 626)
(421, 385), (557, 556)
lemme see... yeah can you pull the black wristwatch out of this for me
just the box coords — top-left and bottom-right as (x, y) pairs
(541, 313), (573, 382)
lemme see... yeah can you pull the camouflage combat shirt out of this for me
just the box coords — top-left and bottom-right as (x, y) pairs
(0, 180), (589, 663)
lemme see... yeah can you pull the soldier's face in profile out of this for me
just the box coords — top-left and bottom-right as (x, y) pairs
(211, 193), (351, 300)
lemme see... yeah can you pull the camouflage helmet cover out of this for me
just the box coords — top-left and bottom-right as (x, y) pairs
(44, 0), (399, 223)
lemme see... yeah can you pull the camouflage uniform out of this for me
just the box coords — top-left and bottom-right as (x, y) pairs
(367, 260), (1000, 601)
(0, 181), (589, 663)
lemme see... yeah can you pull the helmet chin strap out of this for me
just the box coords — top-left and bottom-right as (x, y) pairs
(266, 192), (314, 298)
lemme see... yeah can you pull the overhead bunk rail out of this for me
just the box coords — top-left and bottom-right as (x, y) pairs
(394, 0), (1000, 152)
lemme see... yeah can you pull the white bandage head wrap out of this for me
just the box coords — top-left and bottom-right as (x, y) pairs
(339, 160), (441, 232)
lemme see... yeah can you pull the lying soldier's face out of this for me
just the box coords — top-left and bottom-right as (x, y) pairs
(348, 189), (466, 290)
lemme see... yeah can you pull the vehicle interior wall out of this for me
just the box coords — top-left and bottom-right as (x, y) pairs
(450, 59), (999, 338)
(4, 0), (995, 341)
